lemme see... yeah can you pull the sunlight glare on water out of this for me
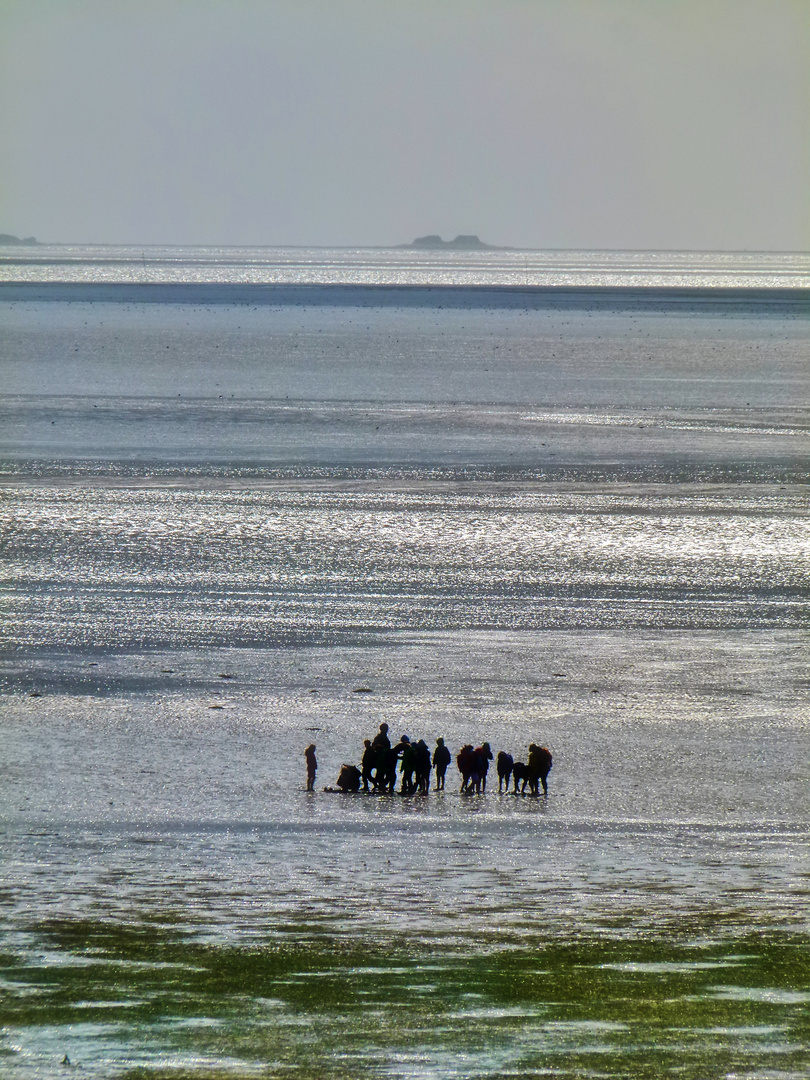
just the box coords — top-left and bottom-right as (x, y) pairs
(3, 484), (809, 648)
(1, 244), (809, 287)
(1, 256), (809, 1079)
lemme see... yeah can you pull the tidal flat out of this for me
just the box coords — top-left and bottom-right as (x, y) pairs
(1, 915), (809, 1080)
(2, 629), (808, 1077)
(2, 263), (809, 1076)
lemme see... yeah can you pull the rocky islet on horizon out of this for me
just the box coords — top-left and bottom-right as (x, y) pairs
(401, 234), (496, 250)
(0, 233), (39, 245)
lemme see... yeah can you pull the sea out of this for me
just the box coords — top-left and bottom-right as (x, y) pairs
(1, 245), (809, 1079)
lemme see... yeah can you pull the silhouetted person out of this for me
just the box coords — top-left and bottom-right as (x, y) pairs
(401, 738), (418, 793)
(433, 737), (451, 790)
(474, 742), (493, 792)
(371, 725), (393, 794)
(304, 744), (317, 792)
(527, 743), (553, 796)
(457, 744), (478, 793)
(361, 738), (376, 792)
(336, 764), (362, 792)
(371, 723), (390, 752)
(378, 747), (399, 793)
(512, 760), (529, 794)
(415, 739), (432, 794)
(496, 751), (514, 792)
(392, 735), (413, 793)
(371, 723), (391, 786)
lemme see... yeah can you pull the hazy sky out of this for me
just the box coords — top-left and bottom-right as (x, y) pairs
(1, 0), (807, 249)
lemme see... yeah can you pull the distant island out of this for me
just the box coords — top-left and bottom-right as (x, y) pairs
(0, 233), (39, 245)
(399, 234), (496, 250)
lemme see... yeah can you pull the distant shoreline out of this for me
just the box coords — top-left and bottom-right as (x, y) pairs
(0, 233), (39, 246)
(2, 243), (808, 253)
(397, 234), (503, 251)
(0, 281), (807, 313)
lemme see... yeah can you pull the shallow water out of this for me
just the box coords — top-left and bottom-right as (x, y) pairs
(2, 483), (809, 650)
(2, 244), (809, 287)
(1, 265), (809, 1077)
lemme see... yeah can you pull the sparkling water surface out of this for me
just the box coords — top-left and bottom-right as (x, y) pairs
(1, 252), (809, 1079)
(3, 484), (809, 647)
(2, 244), (809, 287)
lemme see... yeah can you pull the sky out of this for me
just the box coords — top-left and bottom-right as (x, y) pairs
(1, 0), (807, 250)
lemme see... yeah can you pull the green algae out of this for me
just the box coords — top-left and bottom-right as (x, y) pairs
(2, 916), (808, 1078)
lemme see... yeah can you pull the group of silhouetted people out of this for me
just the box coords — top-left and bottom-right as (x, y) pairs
(304, 724), (553, 797)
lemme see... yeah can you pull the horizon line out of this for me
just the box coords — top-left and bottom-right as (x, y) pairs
(2, 240), (809, 256)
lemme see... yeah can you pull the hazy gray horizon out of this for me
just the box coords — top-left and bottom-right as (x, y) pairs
(2, 0), (808, 251)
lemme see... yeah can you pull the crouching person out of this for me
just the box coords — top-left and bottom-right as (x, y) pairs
(335, 764), (362, 792)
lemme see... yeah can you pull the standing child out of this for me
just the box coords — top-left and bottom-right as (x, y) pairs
(361, 738), (376, 792)
(433, 737), (451, 791)
(304, 744), (317, 791)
